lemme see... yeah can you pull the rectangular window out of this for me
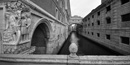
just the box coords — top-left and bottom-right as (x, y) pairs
(121, 13), (130, 22)
(88, 32), (89, 34)
(88, 18), (90, 20)
(121, 0), (129, 4)
(121, 36), (129, 45)
(92, 15), (94, 18)
(106, 17), (111, 24)
(97, 33), (100, 37)
(98, 11), (100, 16)
(92, 23), (94, 26)
(97, 20), (100, 25)
(92, 32), (94, 35)
(106, 5), (111, 12)
(106, 34), (111, 40)
(0, 7), (3, 10)
(88, 24), (90, 26)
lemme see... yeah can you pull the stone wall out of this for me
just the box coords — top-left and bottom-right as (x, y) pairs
(81, 0), (130, 54)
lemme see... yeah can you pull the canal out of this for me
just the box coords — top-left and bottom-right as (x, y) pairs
(58, 32), (122, 55)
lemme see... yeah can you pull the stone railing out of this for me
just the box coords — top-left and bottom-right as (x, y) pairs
(0, 54), (130, 65)
(0, 32), (130, 65)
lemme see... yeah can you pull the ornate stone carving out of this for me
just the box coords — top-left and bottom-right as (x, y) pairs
(3, 11), (21, 45)
(3, 1), (31, 45)
(2, 1), (31, 54)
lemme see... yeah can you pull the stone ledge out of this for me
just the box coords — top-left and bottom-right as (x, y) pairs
(79, 56), (130, 65)
(0, 54), (68, 64)
(0, 55), (130, 65)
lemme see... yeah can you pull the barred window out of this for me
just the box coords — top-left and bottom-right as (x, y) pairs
(121, 37), (129, 45)
(121, 13), (130, 22)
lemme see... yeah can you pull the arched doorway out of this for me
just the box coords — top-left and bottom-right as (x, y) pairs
(31, 23), (50, 54)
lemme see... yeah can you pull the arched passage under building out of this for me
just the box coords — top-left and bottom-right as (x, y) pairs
(31, 21), (50, 54)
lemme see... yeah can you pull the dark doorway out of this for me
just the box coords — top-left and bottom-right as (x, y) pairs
(31, 23), (49, 54)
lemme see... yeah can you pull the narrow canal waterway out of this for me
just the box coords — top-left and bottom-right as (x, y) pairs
(58, 32), (122, 55)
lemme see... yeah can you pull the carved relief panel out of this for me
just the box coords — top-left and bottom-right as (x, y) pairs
(1, 1), (32, 54)
(3, 1), (31, 45)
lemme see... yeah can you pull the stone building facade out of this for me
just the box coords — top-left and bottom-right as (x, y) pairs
(81, 0), (130, 54)
(30, 0), (71, 25)
(0, 0), (71, 54)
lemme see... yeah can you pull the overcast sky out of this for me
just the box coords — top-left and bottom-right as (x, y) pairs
(70, 0), (101, 17)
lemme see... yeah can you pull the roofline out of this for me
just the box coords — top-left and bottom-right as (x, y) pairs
(83, 0), (114, 20)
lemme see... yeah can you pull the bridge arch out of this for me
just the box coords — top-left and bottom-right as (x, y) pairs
(30, 18), (52, 54)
